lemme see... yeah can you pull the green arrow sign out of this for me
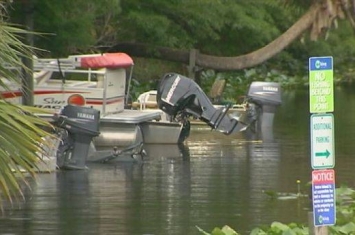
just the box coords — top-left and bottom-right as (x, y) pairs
(311, 114), (334, 169)
(315, 150), (330, 158)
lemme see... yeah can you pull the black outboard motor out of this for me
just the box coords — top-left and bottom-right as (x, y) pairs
(157, 73), (282, 139)
(53, 105), (100, 170)
(245, 82), (281, 141)
(157, 73), (247, 134)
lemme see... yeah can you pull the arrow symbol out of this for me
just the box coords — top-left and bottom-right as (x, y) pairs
(315, 150), (330, 158)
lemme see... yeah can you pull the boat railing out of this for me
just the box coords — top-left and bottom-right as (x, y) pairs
(34, 58), (76, 71)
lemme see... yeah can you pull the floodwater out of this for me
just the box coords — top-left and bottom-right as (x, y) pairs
(1, 85), (355, 235)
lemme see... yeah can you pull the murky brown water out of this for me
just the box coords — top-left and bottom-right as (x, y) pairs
(0, 86), (354, 235)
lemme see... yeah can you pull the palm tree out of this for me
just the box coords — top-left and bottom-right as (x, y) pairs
(0, 2), (53, 208)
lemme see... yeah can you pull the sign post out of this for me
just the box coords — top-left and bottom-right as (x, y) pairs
(309, 56), (336, 231)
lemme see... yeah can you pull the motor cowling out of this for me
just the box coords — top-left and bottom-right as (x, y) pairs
(52, 105), (100, 170)
(157, 73), (247, 134)
(247, 81), (281, 107)
(244, 82), (282, 141)
(157, 73), (204, 118)
(157, 73), (282, 140)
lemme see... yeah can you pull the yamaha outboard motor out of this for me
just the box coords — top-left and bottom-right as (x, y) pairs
(53, 105), (100, 170)
(157, 73), (247, 134)
(245, 82), (281, 141)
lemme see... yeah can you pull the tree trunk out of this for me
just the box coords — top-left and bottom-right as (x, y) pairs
(109, 3), (321, 71)
(197, 3), (320, 70)
(21, 0), (34, 106)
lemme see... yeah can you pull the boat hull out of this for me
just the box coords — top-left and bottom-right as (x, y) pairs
(94, 122), (143, 147)
(41, 109), (187, 147)
(141, 120), (190, 144)
(97, 109), (187, 145)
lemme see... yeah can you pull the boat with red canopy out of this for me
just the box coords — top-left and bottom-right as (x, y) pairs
(1, 53), (190, 164)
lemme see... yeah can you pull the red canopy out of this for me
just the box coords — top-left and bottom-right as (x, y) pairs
(80, 53), (134, 68)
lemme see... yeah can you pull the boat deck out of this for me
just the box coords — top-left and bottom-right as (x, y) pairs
(101, 109), (162, 123)
(38, 109), (163, 124)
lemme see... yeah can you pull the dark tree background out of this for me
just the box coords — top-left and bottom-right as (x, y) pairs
(8, 0), (355, 90)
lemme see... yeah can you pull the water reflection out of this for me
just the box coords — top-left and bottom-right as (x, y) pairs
(144, 143), (190, 161)
(130, 144), (193, 235)
(57, 171), (97, 234)
(4, 88), (355, 234)
(246, 141), (281, 227)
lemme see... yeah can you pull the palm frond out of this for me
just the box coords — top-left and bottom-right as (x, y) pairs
(0, 1), (54, 208)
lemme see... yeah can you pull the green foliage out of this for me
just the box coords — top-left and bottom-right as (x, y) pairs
(255, 222), (308, 235)
(10, 0), (121, 56)
(120, 0), (227, 49)
(197, 225), (240, 235)
(197, 222), (308, 235)
(0, 1), (54, 208)
(212, 1), (286, 56)
(8, 0), (355, 85)
(0, 102), (54, 193)
(8, 0), (303, 57)
(197, 186), (355, 235)
(199, 65), (307, 104)
(121, 0), (299, 56)
(128, 78), (157, 102)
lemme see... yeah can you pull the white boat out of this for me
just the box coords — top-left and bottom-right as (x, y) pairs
(131, 90), (190, 144)
(1, 53), (190, 168)
(1, 54), (282, 170)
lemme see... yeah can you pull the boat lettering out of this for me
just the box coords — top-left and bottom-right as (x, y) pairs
(77, 112), (95, 120)
(34, 97), (65, 109)
(34, 104), (63, 109)
(263, 86), (278, 92)
(43, 97), (66, 104)
(166, 75), (181, 102)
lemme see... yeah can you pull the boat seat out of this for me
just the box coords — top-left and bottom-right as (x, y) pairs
(132, 90), (158, 110)
(131, 101), (158, 109)
(35, 70), (54, 85)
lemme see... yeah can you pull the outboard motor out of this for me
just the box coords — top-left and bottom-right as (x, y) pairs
(244, 82), (282, 141)
(157, 73), (282, 139)
(157, 73), (247, 134)
(53, 105), (100, 170)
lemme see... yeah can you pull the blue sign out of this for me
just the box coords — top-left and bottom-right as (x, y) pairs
(309, 57), (333, 71)
(312, 169), (336, 226)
